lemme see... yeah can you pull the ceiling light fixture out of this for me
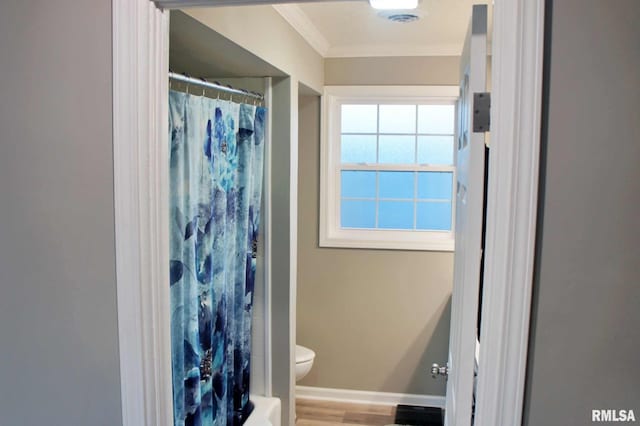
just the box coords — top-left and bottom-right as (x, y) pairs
(369, 0), (418, 10)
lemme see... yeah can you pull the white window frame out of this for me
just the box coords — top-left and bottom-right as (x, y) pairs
(320, 85), (459, 251)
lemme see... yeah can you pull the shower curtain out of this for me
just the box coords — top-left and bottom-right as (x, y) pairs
(169, 90), (266, 426)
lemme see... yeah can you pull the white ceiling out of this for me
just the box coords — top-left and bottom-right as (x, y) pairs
(274, 0), (491, 58)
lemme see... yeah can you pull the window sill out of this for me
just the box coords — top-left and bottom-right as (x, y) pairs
(319, 229), (454, 252)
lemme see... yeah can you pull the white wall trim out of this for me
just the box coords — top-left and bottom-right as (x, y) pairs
(272, 4), (330, 57)
(287, 80), (300, 426)
(262, 77), (274, 397)
(326, 43), (462, 58)
(474, 0), (545, 425)
(155, 0), (353, 8)
(296, 386), (446, 408)
(113, 1), (173, 425)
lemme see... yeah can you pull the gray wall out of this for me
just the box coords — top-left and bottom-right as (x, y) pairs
(325, 56), (459, 86)
(0, 1), (123, 425)
(297, 56), (458, 396)
(524, 1), (640, 424)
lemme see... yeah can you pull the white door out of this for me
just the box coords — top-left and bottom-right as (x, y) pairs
(445, 4), (488, 426)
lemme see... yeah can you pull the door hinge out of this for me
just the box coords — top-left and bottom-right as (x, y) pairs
(473, 92), (491, 132)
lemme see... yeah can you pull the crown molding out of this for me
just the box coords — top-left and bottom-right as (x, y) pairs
(160, 0), (466, 60)
(272, 4), (330, 57)
(273, 4), (466, 59)
(326, 43), (462, 58)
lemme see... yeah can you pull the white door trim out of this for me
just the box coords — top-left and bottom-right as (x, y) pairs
(112, 0), (545, 425)
(154, 0), (353, 8)
(112, 1), (173, 425)
(475, 0), (545, 425)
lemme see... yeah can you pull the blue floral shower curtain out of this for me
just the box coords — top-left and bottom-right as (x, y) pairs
(168, 90), (266, 426)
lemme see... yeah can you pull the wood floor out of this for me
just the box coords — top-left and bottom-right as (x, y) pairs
(295, 398), (397, 426)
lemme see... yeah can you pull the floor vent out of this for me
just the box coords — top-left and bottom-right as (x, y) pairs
(393, 404), (444, 426)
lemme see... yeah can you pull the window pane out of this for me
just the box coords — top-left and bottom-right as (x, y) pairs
(417, 136), (454, 165)
(341, 105), (377, 133)
(378, 135), (415, 164)
(378, 201), (414, 229)
(341, 171), (376, 198)
(418, 105), (455, 134)
(417, 172), (453, 200)
(379, 171), (414, 199)
(379, 105), (416, 133)
(342, 200), (376, 229)
(341, 135), (377, 163)
(417, 202), (452, 231)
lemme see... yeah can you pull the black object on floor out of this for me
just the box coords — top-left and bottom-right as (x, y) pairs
(394, 405), (444, 426)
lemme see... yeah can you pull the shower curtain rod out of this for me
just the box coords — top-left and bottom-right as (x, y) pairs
(169, 72), (264, 101)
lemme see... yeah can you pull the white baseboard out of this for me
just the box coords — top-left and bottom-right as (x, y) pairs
(295, 386), (446, 408)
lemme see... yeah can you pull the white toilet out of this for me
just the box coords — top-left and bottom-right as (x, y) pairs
(295, 345), (315, 381)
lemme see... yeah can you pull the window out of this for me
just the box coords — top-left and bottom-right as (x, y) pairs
(320, 86), (459, 251)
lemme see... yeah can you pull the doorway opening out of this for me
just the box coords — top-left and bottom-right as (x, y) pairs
(114, 3), (540, 422)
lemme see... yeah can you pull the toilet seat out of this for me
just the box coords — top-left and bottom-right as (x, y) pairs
(295, 345), (315, 364)
(295, 345), (315, 382)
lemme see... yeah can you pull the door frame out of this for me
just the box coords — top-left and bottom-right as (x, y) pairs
(111, 1), (545, 425)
